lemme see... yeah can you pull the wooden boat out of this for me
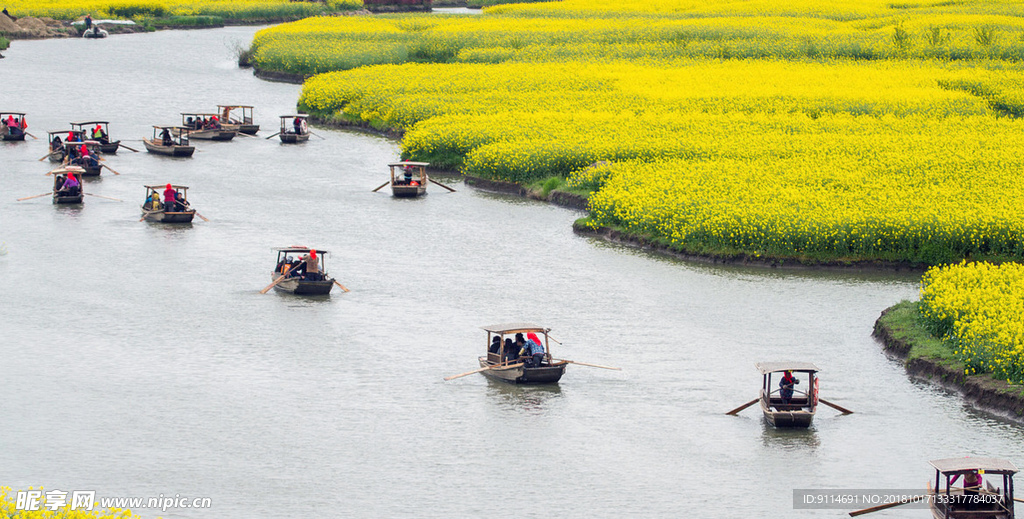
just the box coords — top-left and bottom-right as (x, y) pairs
(388, 161), (430, 198)
(218, 105), (259, 135)
(144, 126), (195, 157)
(477, 323), (568, 384)
(177, 112), (236, 141)
(70, 121), (120, 153)
(51, 166), (85, 204)
(1, 111), (28, 141)
(755, 362), (819, 428)
(63, 140), (103, 176)
(140, 184), (196, 223)
(278, 114), (310, 144)
(928, 458), (1018, 519)
(270, 247), (336, 295)
(46, 130), (85, 162)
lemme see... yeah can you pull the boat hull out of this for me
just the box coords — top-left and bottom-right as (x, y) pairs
(179, 128), (235, 141)
(144, 139), (195, 157)
(477, 357), (566, 384)
(224, 123), (259, 135)
(97, 140), (120, 154)
(279, 133), (309, 144)
(141, 209), (196, 223)
(53, 194), (83, 204)
(1, 133), (26, 141)
(270, 272), (334, 295)
(760, 398), (815, 428)
(392, 184), (426, 198)
(48, 150), (65, 162)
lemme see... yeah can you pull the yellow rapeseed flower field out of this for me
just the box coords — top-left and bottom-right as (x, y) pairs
(258, 0), (1024, 268)
(2, 0), (358, 21)
(921, 261), (1024, 384)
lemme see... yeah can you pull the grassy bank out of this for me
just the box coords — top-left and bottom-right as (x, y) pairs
(0, 36), (9, 50)
(875, 300), (1024, 420)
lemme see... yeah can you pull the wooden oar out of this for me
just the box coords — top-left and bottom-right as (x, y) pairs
(261, 264), (298, 294)
(84, 192), (123, 202)
(848, 495), (925, 516)
(17, 191), (55, 201)
(194, 211), (209, 222)
(372, 181), (390, 192)
(726, 398), (759, 415)
(445, 362), (524, 381)
(429, 178), (457, 192)
(26, 132), (38, 139)
(119, 144), (140, 152)
(101, 164), (121, 175)
(332, 280), (350, 292)
(264, 132), (281, 140)
(819, 398), (854, 414)
(310, 132), (326, 140)
(561, 359), (621, 370)
(38, 152), (56, 161)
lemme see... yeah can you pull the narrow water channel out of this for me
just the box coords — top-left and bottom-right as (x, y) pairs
(1, 26), (1020, 518)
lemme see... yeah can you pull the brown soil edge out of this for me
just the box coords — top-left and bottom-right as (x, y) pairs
(462, 175), (587, 210)
(573, 224), (931, 271)
(873, 306), (1024, 424)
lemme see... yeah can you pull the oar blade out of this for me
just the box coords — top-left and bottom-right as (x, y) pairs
(819, 398), (854, 415)
(725, 398), (759, 416)
(372, 181), (390, 192)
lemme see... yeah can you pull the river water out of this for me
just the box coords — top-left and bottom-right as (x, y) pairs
(1, 26), (1021, 519)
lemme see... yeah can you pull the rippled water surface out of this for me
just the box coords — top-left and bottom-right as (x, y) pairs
(1, 27), (1021, 519)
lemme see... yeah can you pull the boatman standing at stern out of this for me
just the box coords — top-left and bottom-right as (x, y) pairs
(163, 184), (177, 212)
(780, 370), (799, 404)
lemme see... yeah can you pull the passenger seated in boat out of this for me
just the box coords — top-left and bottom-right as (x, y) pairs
(59, 173), (80, 195)
(67, 131), (80, 142)
(293, 117), (303, 135)
(161, 128), (174, 146)
(175, 192), (188, 210)
(143, 192), (159, 210)
(503, 338), (517, 363)
(54, 174), (65, 191)
(92, 125), (108, 144)
(779, 370), (799, 404)
(51, 135), (63, 151)
(209, 116), (221, 130)
(489, 336), (501, 355)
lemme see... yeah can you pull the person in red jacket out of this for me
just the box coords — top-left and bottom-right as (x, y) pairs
(163, 184), (177, 212)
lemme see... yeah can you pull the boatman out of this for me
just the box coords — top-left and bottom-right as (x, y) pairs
(303, 250), (320, 281)
(517, 333), (545, 368)
(163, 184), (177, 212)
(780, 370), (799, 404)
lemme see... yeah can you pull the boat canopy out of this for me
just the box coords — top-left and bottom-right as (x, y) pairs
(181, 112), (220, 117)
(274, 246), (330, 254)
(279, 114), (309, 119)
(755, 362), (820, 374)
(0, 112), (26, 116)
(218, 105), (253, 109)
(145, 184), (189, 190)
(481, 323), (550, 334)
(50, 166), (86, 175)
(389, 161), (430, 167)
(49, 130), (84, 135)
(930, 458), (1019, 475)
(71, 121), (110, 126)
(154, 125), (189, 130)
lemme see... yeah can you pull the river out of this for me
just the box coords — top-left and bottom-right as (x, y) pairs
(1, 26), (1021, 519)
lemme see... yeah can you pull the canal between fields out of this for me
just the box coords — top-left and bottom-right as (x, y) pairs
(1, 25), (1021, 518)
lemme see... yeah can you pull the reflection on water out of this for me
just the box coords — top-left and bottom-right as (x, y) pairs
(485, 379), (563, 413)
(761, 423), (821, 451)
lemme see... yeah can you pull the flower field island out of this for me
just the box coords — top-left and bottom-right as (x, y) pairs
(1, 0), (360, 26)
(250, 0), (1024, 266)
